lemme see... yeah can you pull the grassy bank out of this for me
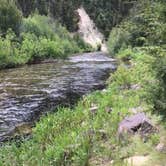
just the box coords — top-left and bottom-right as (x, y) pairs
(0, 47), (166, 165)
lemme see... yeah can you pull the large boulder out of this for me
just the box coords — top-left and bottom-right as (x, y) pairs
(118, 113), (157, 139)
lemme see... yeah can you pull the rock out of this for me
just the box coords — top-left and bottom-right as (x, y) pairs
(105, 107), (112, 114)
(89, 106), (98, 115)
(130, 84), (141, 90)
(102, 89), (107, 93)
(156, 143), (166, 153)
(14, 123), (33, 135)
(89, 157), (114, 166)
(118, 113), (156, 139)
(89, 103), (98, 115)
(126, 155), (149, 166)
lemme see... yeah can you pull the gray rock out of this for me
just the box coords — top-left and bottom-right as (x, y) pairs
(156, 143), (166, 153)
(89, 106), (98, 115)
(130, 84), (141, 90)
(118, 113), (156, 139)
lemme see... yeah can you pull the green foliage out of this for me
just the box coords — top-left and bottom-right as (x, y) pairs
(149, 47), (166, 117)
(21, 14), (70, 39)
(80, 0), (135, 37)
(108, 0), (166, 55)
(16, 0), (80, 32)
(108, 27), (131, 55)
(0, 29), (26, 68)
(16, 0), (136, 37)
(0, 0), (22, 35)
(0, 14), (91, 69)
(129, 0), (166, 46)
(20, 33), (79, 63)
(107, 3), (166, 164)
(73, 34), (93, 52)
(0, 0), (165, 165)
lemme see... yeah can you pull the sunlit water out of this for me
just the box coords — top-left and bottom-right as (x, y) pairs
(0, 52), (116, 141)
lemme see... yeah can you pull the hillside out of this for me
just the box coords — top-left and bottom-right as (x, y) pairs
(0, 0), (166, 166)
(16, 0), (136, 37)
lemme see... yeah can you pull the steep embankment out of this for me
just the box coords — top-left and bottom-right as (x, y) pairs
(76, 7), (108, 52)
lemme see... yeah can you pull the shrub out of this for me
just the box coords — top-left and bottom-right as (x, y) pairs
(21, 14), (74, 40)
(20, 14), (89, 60)
(107, 26), (131, 55)
(73, 34), (93, 52)
(20, 14), (55, 38)
(150, 47), (166, 116)
(0, 29), (26, 68)
(0, 14), (89, 69)
(107, 0), (166, 55)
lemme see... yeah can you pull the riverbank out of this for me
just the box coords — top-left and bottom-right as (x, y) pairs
(0, 48), (166, 165)
(0, 13), (92, 70)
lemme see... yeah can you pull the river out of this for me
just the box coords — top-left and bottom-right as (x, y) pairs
(0, 52), (116, 142)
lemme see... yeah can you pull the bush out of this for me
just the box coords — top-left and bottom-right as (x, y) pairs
(107, 0), (166, 55)
(0, 0), (22, 35)
(21, 14), (55, 38)
(107, 26), (131, 55)
(149, 47), (166, 117)
(73, 34), (93, 52)
(21, 14), (74, 40)
(0, 30), (26, 68)
(20, 14), (90, 61)
(0, 14), (90, 69)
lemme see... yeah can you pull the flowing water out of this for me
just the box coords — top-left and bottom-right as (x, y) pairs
(0, 52), (116, 142)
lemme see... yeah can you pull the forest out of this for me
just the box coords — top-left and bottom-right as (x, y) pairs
(0, 0), (166, 165)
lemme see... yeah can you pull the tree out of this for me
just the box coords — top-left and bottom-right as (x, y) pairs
(0, 0), (22, 35)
